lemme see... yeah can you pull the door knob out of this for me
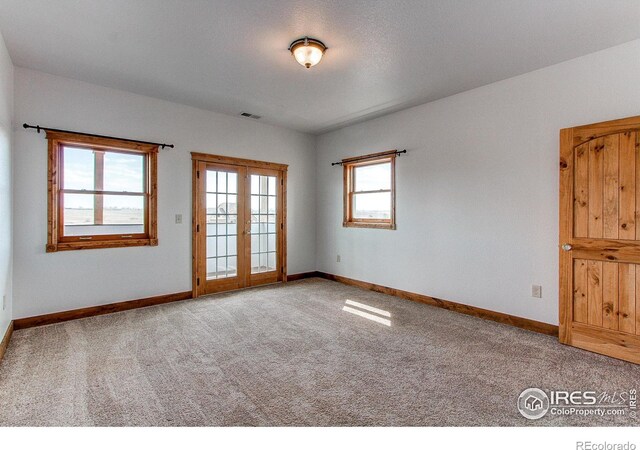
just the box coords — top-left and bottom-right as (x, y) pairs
(561, 243), (572, 251)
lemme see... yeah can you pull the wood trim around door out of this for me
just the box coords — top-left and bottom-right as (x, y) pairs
(191, 152), (288, 172)
(191, 152), (288, 298)
(559, 126), (574, 344)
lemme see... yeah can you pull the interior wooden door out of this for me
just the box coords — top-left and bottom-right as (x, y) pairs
(560, 115), (640, 364)
(192, 153), (287, 297)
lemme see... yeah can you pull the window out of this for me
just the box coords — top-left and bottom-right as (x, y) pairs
(46, 131), (158, 251)
(343, 152), (396, 229)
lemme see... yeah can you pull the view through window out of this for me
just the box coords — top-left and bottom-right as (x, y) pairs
(63, 146), (146, 236)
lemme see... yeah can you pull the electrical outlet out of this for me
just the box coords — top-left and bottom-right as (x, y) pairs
(531, 285), (542, 298)
(175, 214), (182, 224)
(2, 295), (5, 311)
(337, 254), (341, 263)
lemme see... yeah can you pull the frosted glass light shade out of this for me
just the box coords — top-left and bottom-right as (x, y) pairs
(289, 37), (327, 69)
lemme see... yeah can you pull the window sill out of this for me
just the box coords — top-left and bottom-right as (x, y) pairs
(343, 221), (396, 230)
(46, 238), (158, 252)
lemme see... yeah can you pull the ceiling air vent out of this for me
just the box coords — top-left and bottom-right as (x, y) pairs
(240, 112), (261, 119)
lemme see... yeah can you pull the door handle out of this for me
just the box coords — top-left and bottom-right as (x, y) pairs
(561, 243), (572, 251)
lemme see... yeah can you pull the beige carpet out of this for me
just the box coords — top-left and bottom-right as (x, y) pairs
(0, 278), (638, 426)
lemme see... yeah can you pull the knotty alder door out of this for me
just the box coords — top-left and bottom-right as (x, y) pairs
(192, 153), (287, 297)
(560, 116), (640, 364)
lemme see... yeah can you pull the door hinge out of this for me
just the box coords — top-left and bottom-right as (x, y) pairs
(281, 179), (283, 185)
(197, 170), (200, 178)
(280, 223), (283, 230)
(197, 278), (200, 286)
(197, 224), (200, 232)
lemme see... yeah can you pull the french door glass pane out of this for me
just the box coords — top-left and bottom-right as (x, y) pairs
(206, 169), (239, 280)
(250, 174), (277, 274)
(267, 252), (276, 271)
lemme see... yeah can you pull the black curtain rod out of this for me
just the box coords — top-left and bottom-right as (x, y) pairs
(331, 149), (407, 166)
(23, 123), (175, 149)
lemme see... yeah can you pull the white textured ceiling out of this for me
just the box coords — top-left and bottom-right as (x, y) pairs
(1, 0), (639, 134)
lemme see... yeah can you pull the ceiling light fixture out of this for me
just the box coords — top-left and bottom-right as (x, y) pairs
(289, 37), (327, 69)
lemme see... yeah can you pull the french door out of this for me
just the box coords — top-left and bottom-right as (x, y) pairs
(192, 153), (287, 297)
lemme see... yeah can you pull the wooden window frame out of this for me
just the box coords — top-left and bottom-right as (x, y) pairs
(343, 151), (396, 230)
(46, 131), (158, 252)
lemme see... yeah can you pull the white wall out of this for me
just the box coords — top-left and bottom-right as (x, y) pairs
(0, 31), (13, 337)
(10, 39), (640, 325)
(13, 68), (316, 318)
(315, 39), (640, 325)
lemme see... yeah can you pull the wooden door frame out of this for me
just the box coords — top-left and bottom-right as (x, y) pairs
(191, 152), (288, 298)
(559, 115), (640, 363)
